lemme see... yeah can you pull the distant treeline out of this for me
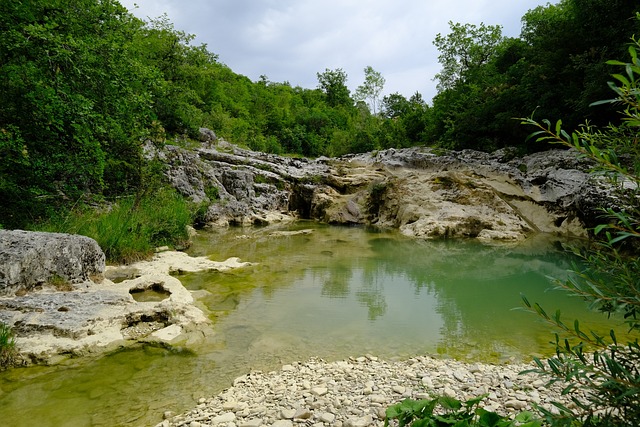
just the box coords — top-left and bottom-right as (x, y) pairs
(1, 0), (638, 228)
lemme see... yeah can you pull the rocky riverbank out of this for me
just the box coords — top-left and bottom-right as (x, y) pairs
(159, 355), (578, 427)
(0, 230), (253, 364)
(158, 134), (617, 242)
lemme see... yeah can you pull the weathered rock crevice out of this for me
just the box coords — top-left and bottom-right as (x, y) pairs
(160, 137), (611, 241)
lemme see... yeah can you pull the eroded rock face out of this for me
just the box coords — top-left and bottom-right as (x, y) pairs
(0, 229), (252, 365)
(0, 230), (105, 296)
(157, 138), (609, 241)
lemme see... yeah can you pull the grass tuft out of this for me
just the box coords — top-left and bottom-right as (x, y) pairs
(37, 187), (194, 264)
(0, 322), (17, 370)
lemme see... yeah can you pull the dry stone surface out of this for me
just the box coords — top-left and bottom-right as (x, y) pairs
(159, 355), (581, 427)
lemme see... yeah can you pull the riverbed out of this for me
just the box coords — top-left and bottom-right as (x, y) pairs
(0, 224), (618, 426)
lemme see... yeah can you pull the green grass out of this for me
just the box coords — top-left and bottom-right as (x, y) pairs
(0, 322), (16, 370)
(37, 188), (194, 264)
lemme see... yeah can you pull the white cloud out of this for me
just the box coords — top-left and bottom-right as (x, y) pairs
(119, 0), (556, 101)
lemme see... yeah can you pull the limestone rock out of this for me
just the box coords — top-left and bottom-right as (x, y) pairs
(0, 230), (105, 296)
(199, 127), (217, 143)
(156, 142), (608, 241)
(0, 250), (253, 365)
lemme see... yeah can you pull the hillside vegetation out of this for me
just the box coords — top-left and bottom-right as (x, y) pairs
(0, 0), (638, 230)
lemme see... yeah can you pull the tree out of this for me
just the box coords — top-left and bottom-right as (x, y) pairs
(381, 93), (410, 119)
(520, 33), (640, 426)
(519, 0), (640, 129)
(0, 0), (158, 226)
(317, 68), (352, 107)
(433, 21), (504, 91)
(355, 66), (386, 115)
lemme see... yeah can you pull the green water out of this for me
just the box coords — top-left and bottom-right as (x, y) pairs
(0, 223), (625, 426)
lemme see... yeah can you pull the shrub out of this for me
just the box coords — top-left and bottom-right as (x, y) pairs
(519, 31), (640, 427)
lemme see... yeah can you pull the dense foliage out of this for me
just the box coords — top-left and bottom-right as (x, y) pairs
(385, 395), (541, 427)
(518, 36), (640, 426)
(1, 0), (638, 232)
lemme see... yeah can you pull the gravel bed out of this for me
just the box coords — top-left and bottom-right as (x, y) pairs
(157, 354), (578, 427)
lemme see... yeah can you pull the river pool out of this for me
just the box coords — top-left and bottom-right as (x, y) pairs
(0, 223), (620, 426)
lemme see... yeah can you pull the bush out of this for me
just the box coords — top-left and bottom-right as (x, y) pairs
(519, 31), (640, 427)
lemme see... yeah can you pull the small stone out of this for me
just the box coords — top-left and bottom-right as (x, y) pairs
(505, 400), (528, 410)
(344, 415), (373, 427)
(163, 411), (175, 420)
(370, 395), (387, 404)
(280, 409), (296, 419)
(212, 412), (236, 424)
(392, 385), (406, 394)
(223, 401), (238, 411)
(189, 422), (201, 427)
(240, 419), (263, 427)
(453, 371), (467, 382)
(293, 408), (312, 420)
(282, 364), (296, 372)
(444, 387), (456, 398)
(272, 421), (293, 427)
(421, 377), (433, 388)
(319, 412), (336, 423)
(311, 387), (328, 396)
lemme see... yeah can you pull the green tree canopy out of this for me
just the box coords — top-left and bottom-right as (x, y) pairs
(432, 21), (504, 92)
(317, 68), (352, 107)
(355, 66), (386, 116)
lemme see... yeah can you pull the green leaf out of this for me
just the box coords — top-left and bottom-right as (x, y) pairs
(464, 394), (488, 408)
(555, 119), (563, 135)
(611, 73), (631, 86)
(477, 410), (502, 427)
(438, 395), (462, 410)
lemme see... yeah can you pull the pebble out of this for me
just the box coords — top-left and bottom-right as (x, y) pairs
(280, 409), (296, 419)
(211, 412), (236, 424)
(158, 355), (584, 427)
(293, 408), (312, 420)
(312, 387), (328, 396)
(319, 412), (336, 423)
(392, 386), (405, 394)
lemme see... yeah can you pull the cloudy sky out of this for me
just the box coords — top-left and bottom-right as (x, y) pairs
(119, 0), (555, 102)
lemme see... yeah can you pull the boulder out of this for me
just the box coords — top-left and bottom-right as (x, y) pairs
(198, 127), (217, 143)
(0, 230), (105, 296)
